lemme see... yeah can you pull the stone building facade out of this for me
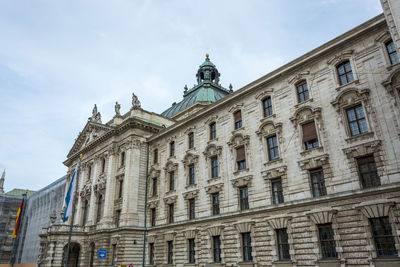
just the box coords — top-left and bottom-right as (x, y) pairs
(40, 1), (400, 267)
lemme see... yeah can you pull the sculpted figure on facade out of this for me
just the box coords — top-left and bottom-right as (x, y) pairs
(132, 92), (141, 108)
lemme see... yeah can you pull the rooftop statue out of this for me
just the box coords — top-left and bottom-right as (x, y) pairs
(132, 93), (141, 108)
(115, 102), (121, 116)
(89, 104), (102, 123)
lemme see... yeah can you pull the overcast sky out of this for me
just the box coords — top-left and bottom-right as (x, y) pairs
(0, 0), (382, 192)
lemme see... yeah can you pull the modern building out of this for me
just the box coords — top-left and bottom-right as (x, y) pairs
(39, 1), (400, 266)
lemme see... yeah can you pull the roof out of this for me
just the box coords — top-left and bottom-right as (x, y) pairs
(5, 189), (36, 197)
(161, 83), (230, 118)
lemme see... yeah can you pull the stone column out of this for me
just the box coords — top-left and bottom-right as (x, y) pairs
(121, 140), (141, 226)
(87, 162), (98, 225)
(102, 153), (116, 227)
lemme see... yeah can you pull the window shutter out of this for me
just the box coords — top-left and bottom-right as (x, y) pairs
(236, 146), (245, 161)
(302, 121), (317, 142)
(234, 110), (242, 122)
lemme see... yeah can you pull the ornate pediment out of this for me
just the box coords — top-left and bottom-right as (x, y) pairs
(182, 152), (199, 166)
(67, 122), (112, 158)
(227, 133), (250, 147)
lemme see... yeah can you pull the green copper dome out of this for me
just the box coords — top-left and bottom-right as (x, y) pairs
(161, 55), (232, 118)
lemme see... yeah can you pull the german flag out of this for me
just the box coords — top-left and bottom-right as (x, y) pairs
(11, 199), (24, 239)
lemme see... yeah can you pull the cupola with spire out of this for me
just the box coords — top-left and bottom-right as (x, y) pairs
(162, 54), (232, 118)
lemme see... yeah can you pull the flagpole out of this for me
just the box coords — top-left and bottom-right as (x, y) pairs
(64, 155), (82, 267)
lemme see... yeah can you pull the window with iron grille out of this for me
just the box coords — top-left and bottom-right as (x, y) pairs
(116, 210), (121, 228)
(242, 232), (253, 261)
(211, 157), (219, 178)
(276, 228), (291, 260)
(149, 243), (154, 265)
(337, 61), (354, 85)
(346, 105), (368, 136)
(188, 238), (196, 263)
(318, 223), (338, 259)
(236, 146), (246, 170)
(310, 169), (327, 197)
(151, 208), (156, 227)
(169, 171), (175, 191)
(271, 178), (284, 204)
(153, 149), (158, 164)
(302, 121), (319, 150)
(168, 203), (174, 224)
(239, 186), (249, 211)
(267, 135), (279, 161)
(213, 236), (221, 262)
(189, 198), (195, 220)
(386, 40), (399, 65)
(169, 141), (175, 157)
(167, 241), (173, 264)
(210, 122), (216, 140)
(234, 110), (243, 129)
(152, 178), (157, 196)
(112, 244), (117, 265)
(212, 193), (220, 215)
(188, 132), (194, 149)
(118, 179), (123, 199)
(82, 199), (88, 226)
(96, 194), (103, 223)
(189, 164), (195, 185)
(263, 97), (273, 117)
(357, 155), (380, 188)
(370, 216), (398, 257)
(296, 81), (309, 102)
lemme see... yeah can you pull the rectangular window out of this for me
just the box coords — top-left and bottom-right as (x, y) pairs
(370, 216), (398, 257)
(120, 152), (125, 167)
(151, 208), (156, 227)
(337, 61), (354, 85)
(276, 228), (291, 260)
(152, 178), (157, 196)
(169, 172), (175, 191)
(153, 149), (158, 164)
(296, 81), (310, 102)
(210, 122), (216, 140)
(386, 40), (399, 65)
(310, 169), (327, 197)
(170, 141), (175, 157)
(188, 132), (194, 149)
(267, 135), (279, 161)
(302, 121), (319, 150)
(189, 164), (195, 185)
(239, 186), (249, 211)
(188, 238), (195, 263)
(236, 146), (246, 170)
(263, 97), (273, 117)
(189, 198), (195, 220)
(318, 223), (338, 259)
(82, 200), (88, 226)
(242, 232), (253, 262)
(211, 157), (219, 178)
(234, 110), (243, 129)
(272, 178), (284, 204)
(96, 194), (103, 223)
(357, 155), (380, 188)
(212, 193), (220, 215)
(213, 236), (221, 263)
(346, 105), (368, 136)
(149, 243), (154, 265)
(112, 244), (117, 265)
(118, 179), (124, 199)
(168, 203), (174, 224)
(101, 158), (106, 173)
(167, 241), (173, 264)
(116, 210), (121, 227)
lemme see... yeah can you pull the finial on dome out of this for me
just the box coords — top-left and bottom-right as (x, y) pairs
(206, 53), (209, 59)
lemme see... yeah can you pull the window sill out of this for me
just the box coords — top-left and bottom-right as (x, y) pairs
(232, 126), (245, 134)
(207, 138), (219, 144)
(335, 79), (360, 91)
(317, 259), (340, 267)
(238, 261), (254, 267)
(272, 260), (293, 266)
(300, 146), (324, 157)
(260, 113), (276, 122)
(345, 131), (374, 143)
(207, 176), (221, 183)
(185, 147), (196, 153)
(233, 168), (250, 175)
(264, 158), (282, 167)
(167, 155), (176, 161)
(165, 190), (176, 195)
(185, 184), (197, 190)
(386, 62), (400, 71)
(294, 97), (313, 108)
